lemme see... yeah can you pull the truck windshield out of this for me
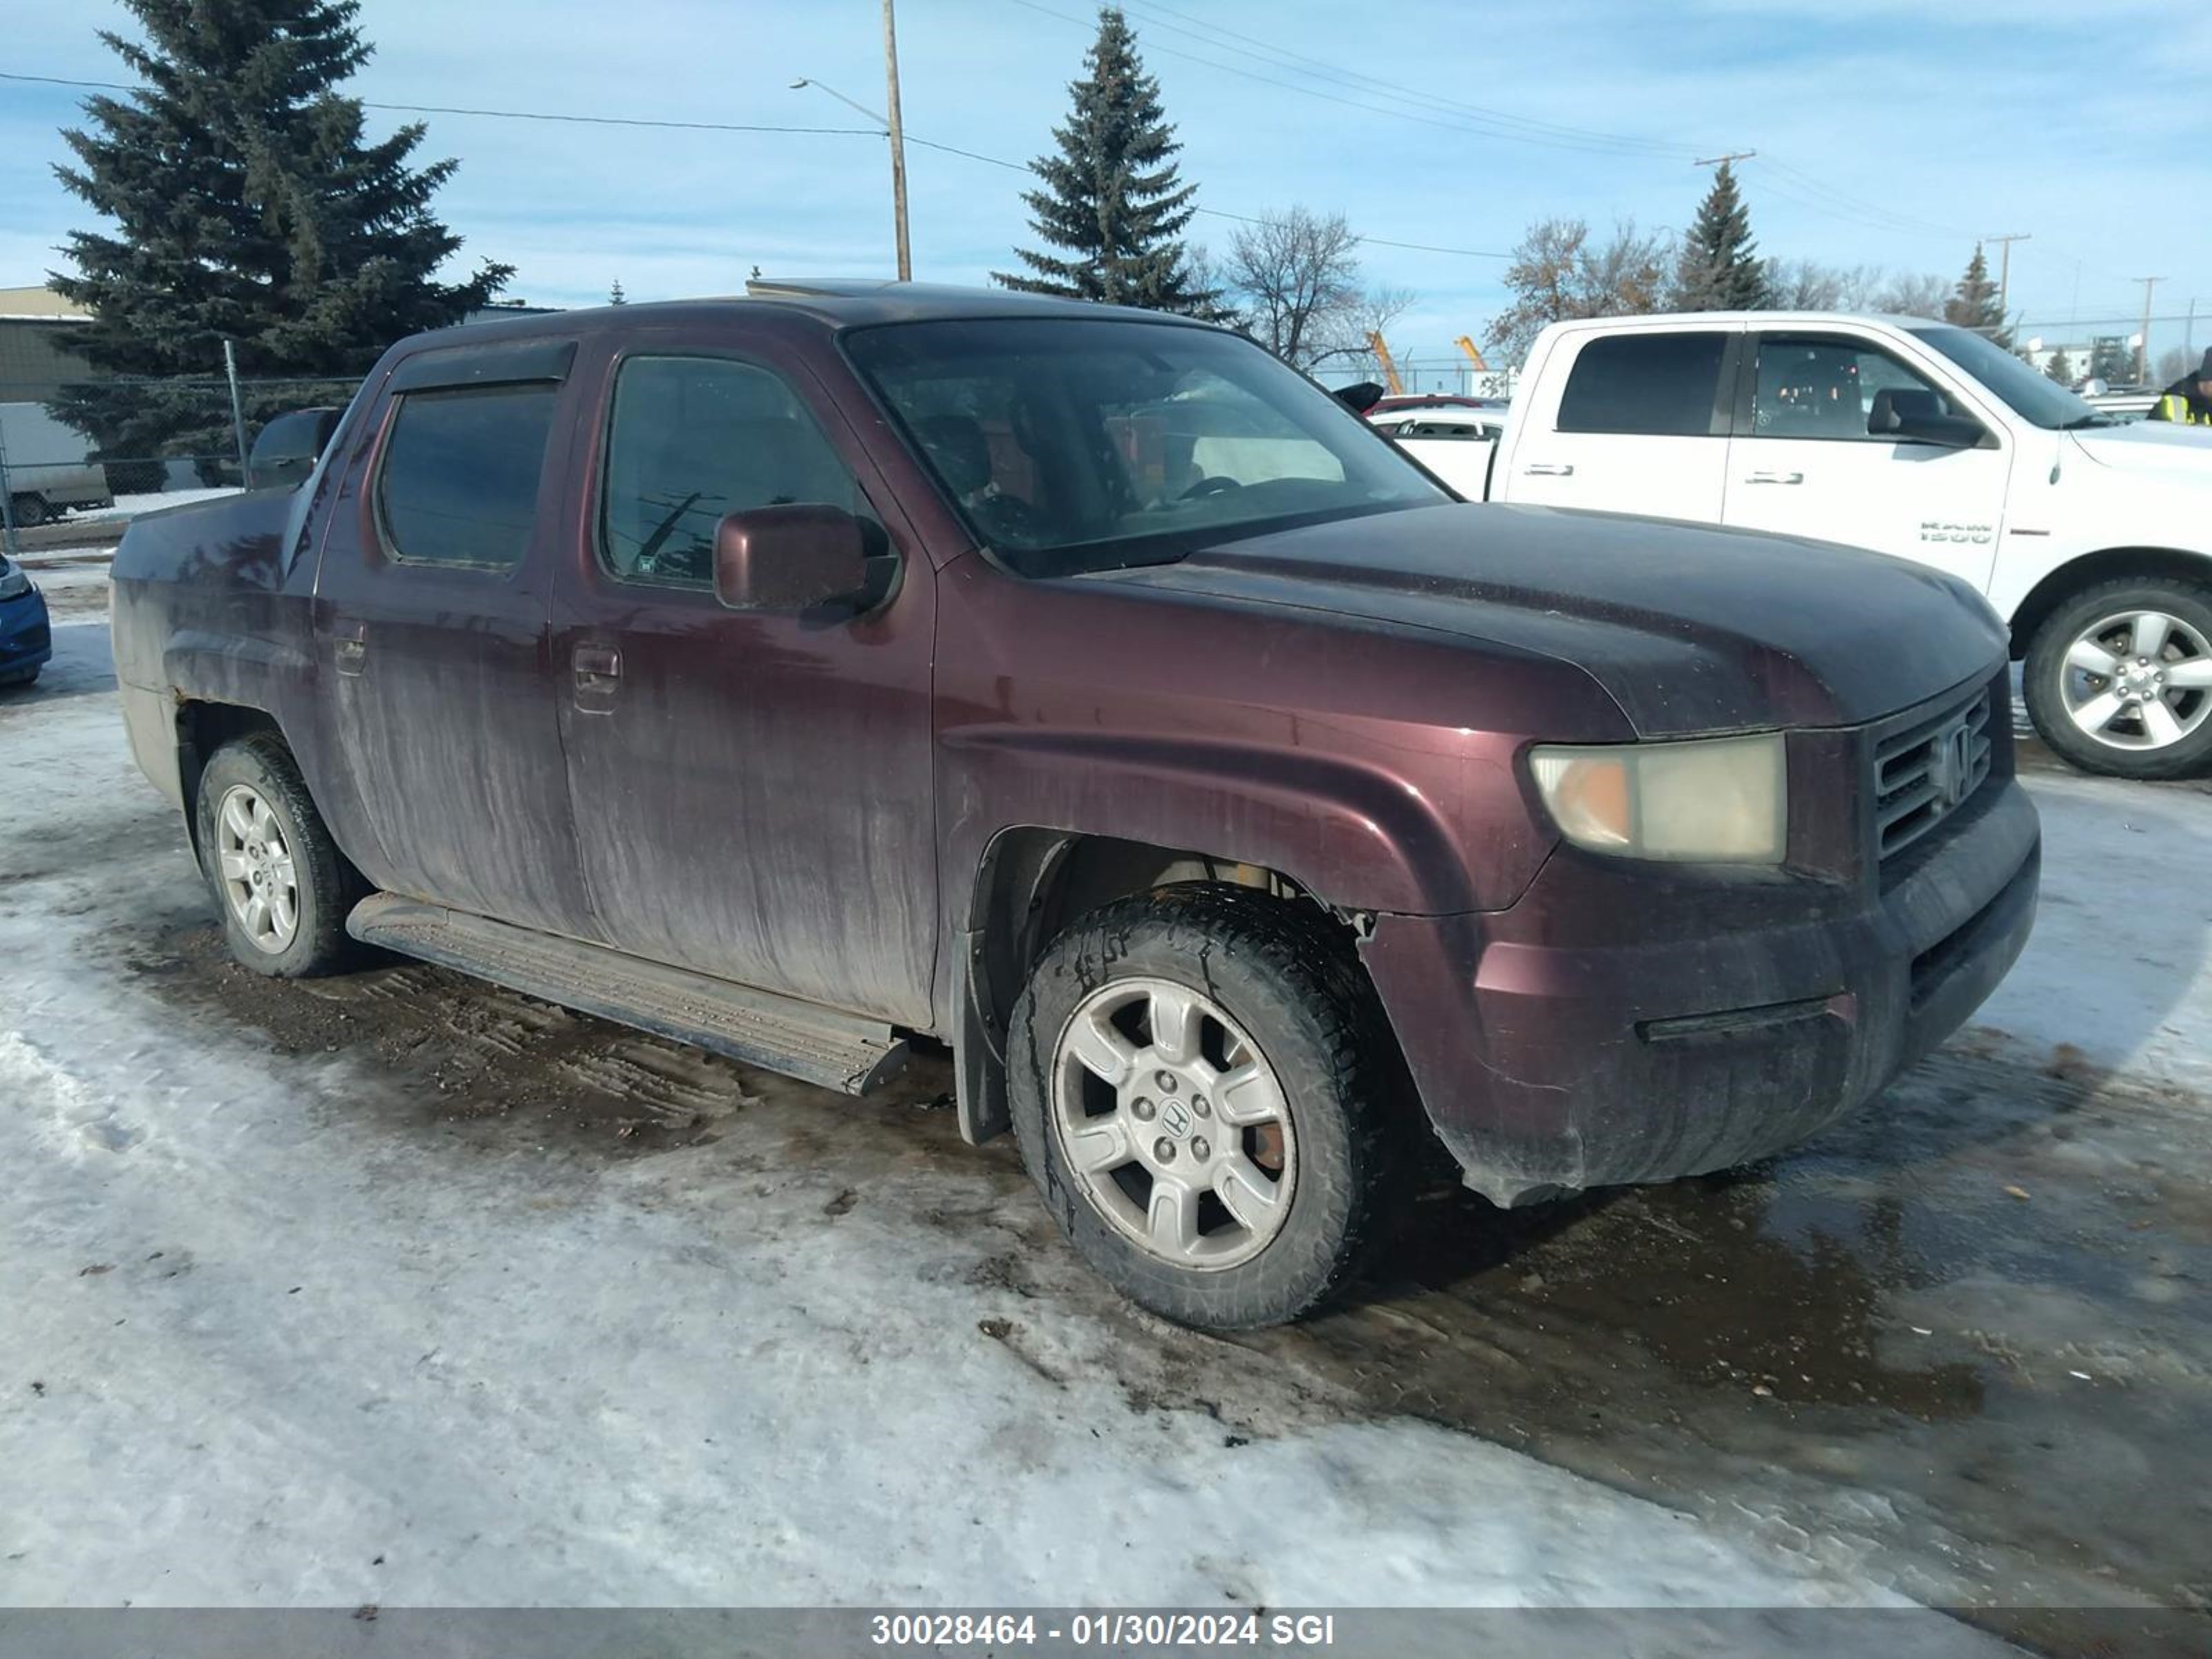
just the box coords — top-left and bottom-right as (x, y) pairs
(845, 318), (1447, 577)
(1906, 324), (2108, 431)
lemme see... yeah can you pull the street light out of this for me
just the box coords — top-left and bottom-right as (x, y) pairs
(790, 2), (912, 280)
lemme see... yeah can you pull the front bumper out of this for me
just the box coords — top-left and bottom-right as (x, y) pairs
(1360, 776), (2040, 1208)
(0, 585), (52, 679)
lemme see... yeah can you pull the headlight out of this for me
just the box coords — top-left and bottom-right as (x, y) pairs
(0, 561), (28, 601)
(1528, 733), (1787, 864)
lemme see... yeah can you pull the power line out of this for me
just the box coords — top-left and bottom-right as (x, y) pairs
(0, 66), (1508, 261)
(1112, 0), (1700, 158)
(0, 71), (885, 137)
(1006, 0), (1696, 160)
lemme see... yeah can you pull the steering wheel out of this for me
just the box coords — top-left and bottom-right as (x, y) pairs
(1179, 475), (1244, 501)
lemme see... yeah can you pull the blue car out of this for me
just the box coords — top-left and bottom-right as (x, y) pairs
(0, 553), (52, 687)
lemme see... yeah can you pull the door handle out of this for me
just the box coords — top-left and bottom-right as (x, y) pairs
(572, 642), (622, 712)
(1743, 470), (1804, 485)
(572, 643), (622, 685)
(1523, 462), (1575, 477)
(333, 621), (366, 677)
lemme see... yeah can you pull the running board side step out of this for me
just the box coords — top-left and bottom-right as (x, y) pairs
(346, 894), (909, 1096)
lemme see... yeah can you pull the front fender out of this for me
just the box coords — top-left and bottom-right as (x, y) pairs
(942, 724), (1526, 919)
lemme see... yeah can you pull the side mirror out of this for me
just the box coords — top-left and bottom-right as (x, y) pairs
(247, 406), (342, 489)
(1867, 388), (1987, 450)
(1333, 382), (1387, 415)
(712, 505), (894, 614)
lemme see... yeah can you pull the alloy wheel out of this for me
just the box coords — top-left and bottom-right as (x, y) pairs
(214, 784), (300, 954)
(2059, 608), (2212, 751)
(1049, 976), (1295, 1271)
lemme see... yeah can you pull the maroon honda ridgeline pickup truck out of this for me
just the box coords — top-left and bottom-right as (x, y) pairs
(110, 283), (2039, 1329)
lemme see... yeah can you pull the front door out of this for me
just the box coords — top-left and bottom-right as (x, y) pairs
(1722, 332), (2014, 590)
(312, 339), (598, 939)
(548, 335), (939, 1027)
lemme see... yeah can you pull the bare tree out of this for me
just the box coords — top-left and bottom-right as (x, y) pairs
(1226, 207), (1365, 371)
(1484, 218), (1671, 367)
(1873, 271), (1949, 320)
(1768, 259), (1890, 311)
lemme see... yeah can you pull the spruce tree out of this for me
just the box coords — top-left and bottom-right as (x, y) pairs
(609, 279), (628, 306)
(1670, 160), (1770, 311)
(993, 6), (1221, 315)
(48, 0), (509, 484)
(1942, 245), (2009, 346)
(2043, 346), (2076, 386)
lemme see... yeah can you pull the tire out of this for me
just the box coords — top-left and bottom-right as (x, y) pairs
(1008, 884), (1408, 1331)
(8, 494), (49, 528)
(194, 733), (362, 977)
(2023, 577), (2212, 780)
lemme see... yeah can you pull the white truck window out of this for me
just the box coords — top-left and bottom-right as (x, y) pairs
(1556, 332), (1729, 437)
(1750, 339), (1951, 443)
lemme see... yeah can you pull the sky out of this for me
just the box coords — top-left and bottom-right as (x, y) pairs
(2, 0), (2209, 378)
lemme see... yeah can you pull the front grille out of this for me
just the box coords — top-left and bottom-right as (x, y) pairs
(1873, 682), (1993, 866)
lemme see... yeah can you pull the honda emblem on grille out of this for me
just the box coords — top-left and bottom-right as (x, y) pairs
(1931, 722), (1975, 809)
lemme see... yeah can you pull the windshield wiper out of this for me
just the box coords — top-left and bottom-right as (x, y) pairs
(2061, 414), (2117, 429)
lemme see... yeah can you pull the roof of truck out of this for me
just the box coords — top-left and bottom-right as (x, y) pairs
(1541, 310), (1951, 332)
(424, 279), (1212, 345)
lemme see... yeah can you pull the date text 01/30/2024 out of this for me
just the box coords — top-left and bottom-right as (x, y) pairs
(870, 1613), (1339, 1648)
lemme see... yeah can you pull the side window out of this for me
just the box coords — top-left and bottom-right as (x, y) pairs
(1750, 337), (1952, 442)
(1556, 332), (1729, 437)
(600, 356), (861, 587)
(377, 384), (559, 569)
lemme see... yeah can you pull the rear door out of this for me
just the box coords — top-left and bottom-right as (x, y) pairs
(312, 337), (598, 939)
(1504, 328), (1737, 523)
(1721, 331), (2013, 589)
(547, 329), (939, 1027)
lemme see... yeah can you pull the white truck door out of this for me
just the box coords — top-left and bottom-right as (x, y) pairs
(1503, 328), (1736, 523)
(1722, 331), (2012, 591)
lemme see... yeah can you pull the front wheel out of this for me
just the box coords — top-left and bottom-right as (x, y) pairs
(195, 733), (362, 977)
(1008, 885), (1407, 1331)
(2023, 577), (2212, 780)
(7, 493), (49, 528)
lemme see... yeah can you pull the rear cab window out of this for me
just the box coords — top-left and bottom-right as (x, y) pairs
(375, 384), (560, 570)
(1555, 332), (1731, 437)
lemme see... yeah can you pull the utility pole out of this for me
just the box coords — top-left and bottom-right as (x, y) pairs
(882, 0), (912, 282)
(1983, 232), (2030, 331)
(2136, 276), (2164, 384)
(1693, 149), (1756, 170)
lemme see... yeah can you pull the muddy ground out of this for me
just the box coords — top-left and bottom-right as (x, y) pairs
(120, 878), (2211, 1656)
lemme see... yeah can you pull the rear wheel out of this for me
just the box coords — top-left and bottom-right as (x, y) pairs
(195, 733), (361, 976)
(2024, 577), (2212, 780)
(7, 493), (48, 528)
(1008, 885), (1406, 1331)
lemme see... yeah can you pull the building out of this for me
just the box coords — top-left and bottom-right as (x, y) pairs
(0, 284), (101, 404)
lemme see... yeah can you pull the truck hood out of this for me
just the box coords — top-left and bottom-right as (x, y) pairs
(1091, 503), (2007, 736)
(2070, 420), (2212, 482)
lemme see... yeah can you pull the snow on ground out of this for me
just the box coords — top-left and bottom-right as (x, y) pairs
(63, 487), (241, 523)
(1974, 766), (2212, 1095)
(3, 627), (2206, 1645)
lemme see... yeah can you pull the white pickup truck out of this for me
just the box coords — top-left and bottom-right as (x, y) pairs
(1382, 312), (2212, 780)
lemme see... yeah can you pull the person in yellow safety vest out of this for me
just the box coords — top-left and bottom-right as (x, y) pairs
(2150, 348), (2212, 425)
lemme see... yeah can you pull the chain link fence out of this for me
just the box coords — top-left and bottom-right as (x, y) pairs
(1, 369), (359, 557)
